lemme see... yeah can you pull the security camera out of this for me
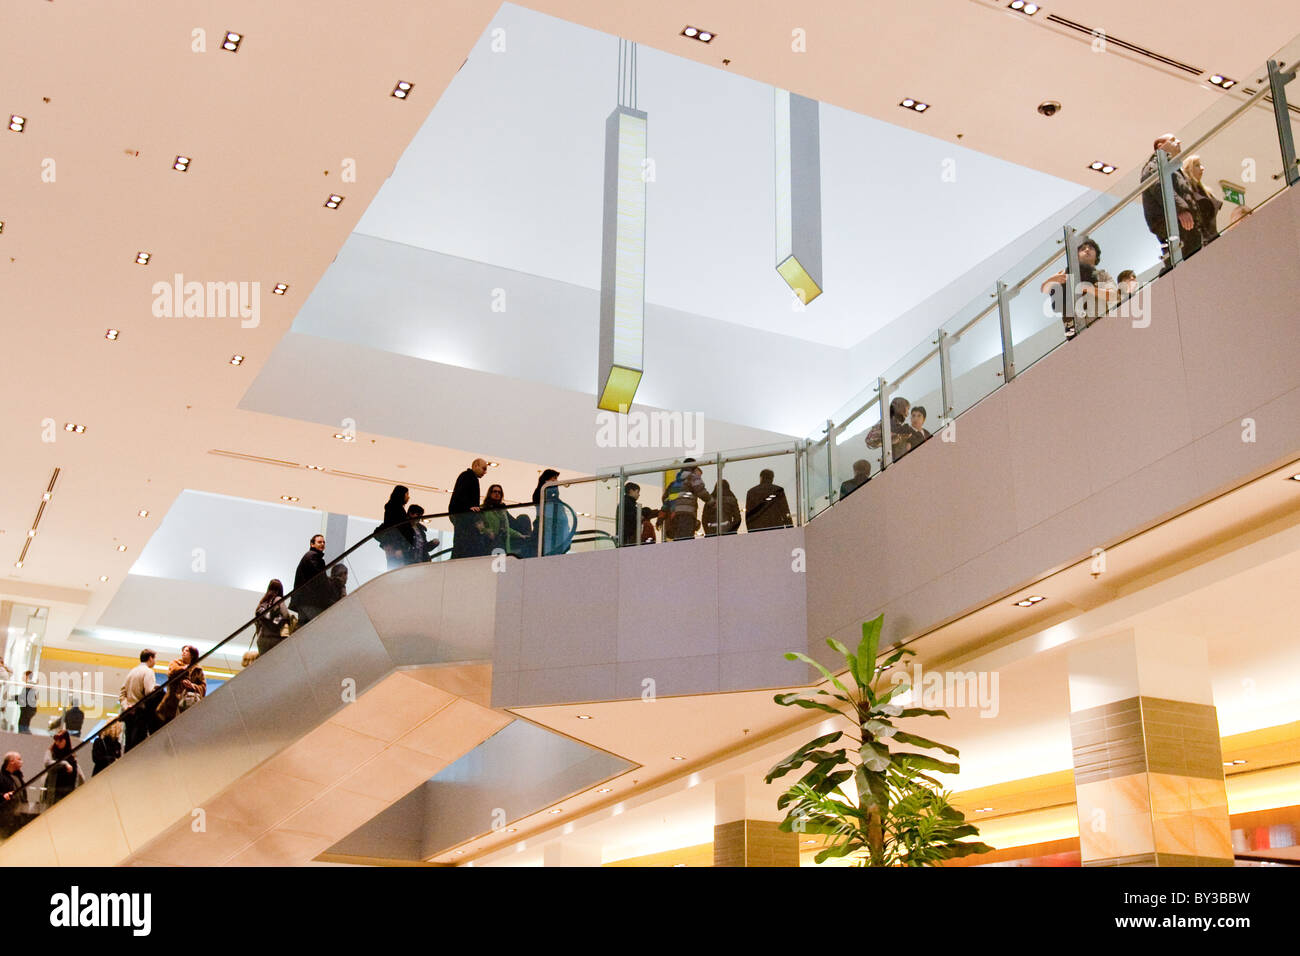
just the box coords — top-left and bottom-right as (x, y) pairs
(1037, 101), (1062, 117)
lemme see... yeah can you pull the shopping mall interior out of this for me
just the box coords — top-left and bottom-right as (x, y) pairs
(2, 0), (1300, 868)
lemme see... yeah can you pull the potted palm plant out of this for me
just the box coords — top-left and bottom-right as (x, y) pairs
(766, 614), (992, 866)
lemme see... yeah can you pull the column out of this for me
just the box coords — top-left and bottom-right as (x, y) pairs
(1068, 628), (1232, 866)
(713, 774), (800, 867)
(542, 841), (602, 867)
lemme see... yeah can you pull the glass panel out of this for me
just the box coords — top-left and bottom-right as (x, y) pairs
(997, 231), (1069, 377)
(1069, 194), (1163, 325)
(565, 477), (619, 553)
(803, 431), (834, 518)
(943, 288), (1004, 419)
(830, 396), (881, 505)
(623, 456), (716, 544)
(718, 445), (798, 535)
(876, 336), (942, 469)
(621, 460), (669, 546)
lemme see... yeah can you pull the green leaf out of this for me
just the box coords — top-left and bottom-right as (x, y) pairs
(764, 732), (844, 783)
(772, 693), (850, 719)
(863, 719), (899, 738)
(891, 731), (960, 757)
(784, 650), (855, 701)
(857, 615), (883, 680)
(892, 753), (961, 775)
(898, 707), (950, 719)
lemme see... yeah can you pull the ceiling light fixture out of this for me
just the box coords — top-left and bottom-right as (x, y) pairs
(105, 329), (119, 340)
(42, 493), (51, 502)
(324, 194), (343, 209)
(138, 509), (149, 517)
(173, 156), (191, 172)
(1088, 161), (1117, 175)
(1008, 1), (1040, 14)
(229, 354), (244, 366)
(1014, 595), (1046, 607)
(1286, 473), (1300, 482)
(332, 432), (354, 442)
(222, 31), (242, 52)
(63, 423), (86, 434)
(26, 530), (35, 539)
(280, 495), (299, 502)
(548, 808), (563, 814)
(576, 714), (592, 720)
(670, 755), (686, 761)
(99, 575), (109, 582)
(899, 98), (930, 113)
(135, 251), (151, 265)
(505, 828), (517, 833)
(596, 788), (612, 794)
(0, 220), (5, 233)
(487, 461), (500, 468)
(14, 561), (22, 569)
(392, 81), (413, 99)
(1208, 74), (1237, 89)
(680, 26), (715, 43)
(115, 545), (127, 552)
(272, 283), (288, 295)
(305, 464), (325, 471)
(9, 115), (26, 132)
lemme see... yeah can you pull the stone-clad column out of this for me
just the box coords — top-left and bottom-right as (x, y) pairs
(713, 775), (800, 867)
(1068, 629), (1232, 866)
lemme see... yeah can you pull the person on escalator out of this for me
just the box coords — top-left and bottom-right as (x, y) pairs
(406, 504), (440, 563)
(533, 470), (571, 556)
(621, 483), (641, 547)
(292, 534), (330, 627)
(479, 484), (525, 557)
(449, 459), (489, 558)
(42, 730), (84, 807)
(377, 485), (415, 570)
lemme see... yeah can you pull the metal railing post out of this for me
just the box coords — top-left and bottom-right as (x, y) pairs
(616, 467), (626, 547)
(1063, 224), (1090, 335)
(794, 439), (806, 525)
(996, 280), (1015, 384)
(1268, 59), (1299, 187)
(937, 329), (954, 421)
(1155, 148), (1184, 268)
(878, 378), (893, 470)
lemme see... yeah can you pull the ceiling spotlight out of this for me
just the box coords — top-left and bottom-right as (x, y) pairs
(115, 545), (127, 552)
(576, 714), (592, 720)
(1008, 0), (1039, 13)
(105, 328), (119, 340)
(899, 98), (930, 113)
(391, 81), (413, 99)
(487, 461), (500, 468)
(99, 575), (109, 582)
(305, 464), (325, 471)
(681, 25), (715, 43)
(504, 828), (517, 833)
(1014, 595), (1046, 607)
(1288, 474), (1300, 482)
(1088, 161), (1117, 175)
(272, 283), (288, 295)
(135, 251), (151, 265)
(332, 432), (354, 442)
(596, 788), (612, 794)
(222, 31), (242, 52)
(138, 509), (149, 517)
(0, 220), (5, 233)
(14, 561), (22, 569)
(1101, 164), (1116, 174)
(173, 156), (191, 172)
(670, 755), (686, 761)
(9, 114), (25, 132)
(63, 423), (86, 434)
(26, 530), (35, 538)
(280, 495), (299, 502)
(324, 194), (344, 209)
(1208, 74), (1237, 89)
(42, 492), (51, 501)
(548, 808), (563, 814)
(229, 354), (244, 366)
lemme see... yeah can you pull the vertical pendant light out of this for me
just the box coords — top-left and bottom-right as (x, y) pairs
(597, 39), (647, 412)
(774, 89), (823, 305)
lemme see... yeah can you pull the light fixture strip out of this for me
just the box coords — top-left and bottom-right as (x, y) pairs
(16, 467), (59, 568)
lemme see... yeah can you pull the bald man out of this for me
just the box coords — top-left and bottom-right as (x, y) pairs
(449, 458), (489, 558)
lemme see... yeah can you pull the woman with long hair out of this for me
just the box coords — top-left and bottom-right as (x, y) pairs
(43, 729), (84, 806)
(377, 485), (414, 570)
(1182, 154), (1223, 248)
(154, 645), (202, 729)
(532, 470), (571, 556)
(702, 479), (742, 536)
(479, 484), (525, 556)
(254, 578), (291, 658)
(92, 720), (124, 775)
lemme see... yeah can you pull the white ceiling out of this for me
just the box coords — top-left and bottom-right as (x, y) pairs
(355, 2), (1092, 348)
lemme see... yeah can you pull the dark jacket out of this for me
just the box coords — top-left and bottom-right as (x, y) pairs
(745, 482), (793, 530)
(621, 494), (639, 546)
(378, 500), (415, 550)
(92, 735), (122, 775)
(409, 523), (434, 562)
(292, 548), (330, 610)
(1141, 152), (1202, 256)
(63, 706), (84, 736)
(839, 475), (869, 500)
(448, 469), (481, 515)
(255, 596), (290, 643)
(702, 489), (742, 536)
(0, 767), (26, 807)
(1188, 179), (1223, 245)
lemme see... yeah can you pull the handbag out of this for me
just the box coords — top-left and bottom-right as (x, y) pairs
(280, 611), (299, 638)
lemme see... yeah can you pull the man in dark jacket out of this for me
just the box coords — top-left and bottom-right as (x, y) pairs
(449, 458), (489, 558)
(621, 482), (641, 546)
(292, 534), (330, 626)
(1141, 133), (1202, 268)
(0, 752), (29, 836)
(745, 470), (794, 531)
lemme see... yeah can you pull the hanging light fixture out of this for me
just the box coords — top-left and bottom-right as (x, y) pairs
(597, 39), (647, 413)
(774, 89), (824, 305)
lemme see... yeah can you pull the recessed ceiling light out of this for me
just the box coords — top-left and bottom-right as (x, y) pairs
(548, 808), (563, 814)
(8, 115), (26, 133)
(138, 509), (149, 517)
(1232, 759), (1247, 765)
(0, 220), (5, 233)
(1014, 595), (1045, 607)
(979, 806), (995, 812)
(99, 575), (109, 582)
(899, 98), (930, 113)
(1287, 474), (1300, 482)
(135, 251), (151, 265)
(670, 755), (686, 761)
(229, 354), (244, 366)
(1088, 161), (1117, 175)
(173, 156), (190, 172)
(332, 432), (354, 441)
(305, 464), (325, 471)
(280, 495), (299, 502)
(63, 423), (86, 434)
(1008, 1), (1039, 13)
(681, 26), (715, 43)
(222, 31), (242, 52)
(26, 530), (35, 538)
(672, 863), (687, 867)
(115, 545), (127, 552)
(392, 81), (413, 99)
(42, 492), (51, 501)
(576, 714), (592, 720)
(272, 283), (288, 295)
(487, 461), (500, 468)
(324, 194), (344, 209)
(802, 839), (817, 844)
(505, 827), (517, 833)
(14, 561), (22, 569)
(105, 328), (119, 340)
(1208, 74), (1237, 89)
(596, 788), (612, 794)
(1101, 165), (1116, 174)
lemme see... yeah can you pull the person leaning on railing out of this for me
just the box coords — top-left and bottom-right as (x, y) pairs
(1141, 132), (1203, 269)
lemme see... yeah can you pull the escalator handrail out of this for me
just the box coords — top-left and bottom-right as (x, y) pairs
(6, 502), (535, 804)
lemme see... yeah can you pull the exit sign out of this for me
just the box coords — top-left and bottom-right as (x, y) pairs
(1220, 181), (1246, 206)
